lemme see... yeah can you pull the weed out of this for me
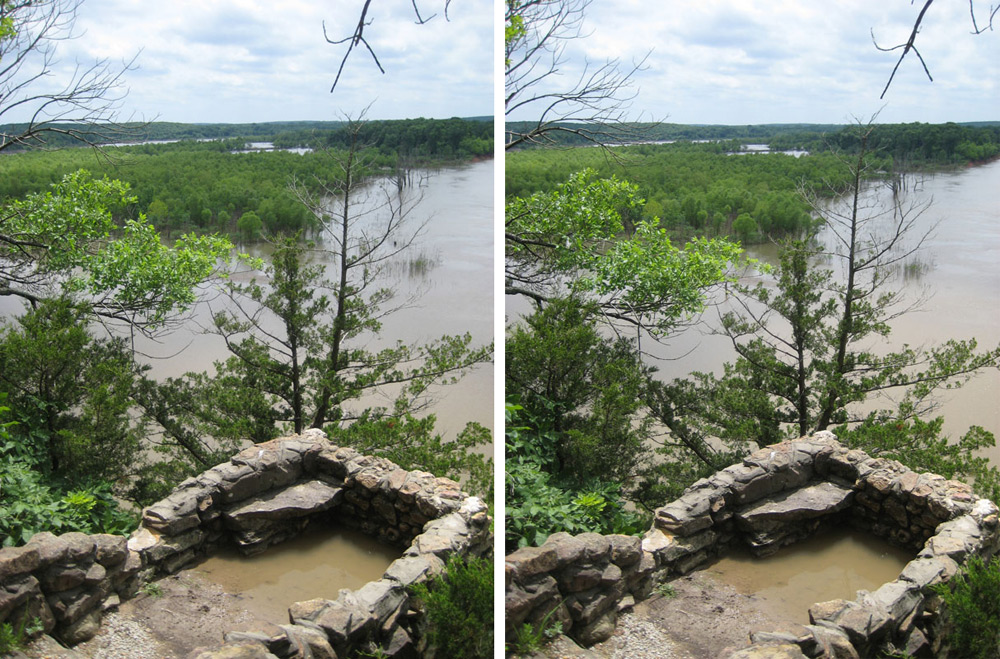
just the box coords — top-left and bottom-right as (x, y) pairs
(0, 616), (43, 654)
(141, 581), (164, 598)
(655, 582), (677, 599)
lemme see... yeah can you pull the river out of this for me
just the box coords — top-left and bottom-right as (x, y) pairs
(507, 159), (1000, 467)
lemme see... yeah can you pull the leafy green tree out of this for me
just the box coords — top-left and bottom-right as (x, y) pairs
(0, 171), (232, 333)
(932, 554), (1000, 659)
(0, 299), (143, 482)
(506, 168), (742, 338)
(236, 210), (263, 241)
(408, 554), (493, 659)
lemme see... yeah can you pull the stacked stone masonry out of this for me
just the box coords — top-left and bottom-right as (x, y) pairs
(504, 431), (1000, 657)
(1, 430), (492, 658)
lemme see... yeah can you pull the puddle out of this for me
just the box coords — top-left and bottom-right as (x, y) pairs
(192, 525), (401, 622)
(704, 528), (914, 623)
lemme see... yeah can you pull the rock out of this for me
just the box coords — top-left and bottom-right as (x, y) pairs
(383, 554), (444, 587)
(223, 480), (343, 529)
(725, 643), (809, 658)
(573, 609), (617, 646)
(607, 534), (642, 567)
(189, 642), (279, 659)
(279, 623), (337, 659)
(57, 608), (102, 645)
(736, 481), (854, 531)
(0, 546), (41, 581)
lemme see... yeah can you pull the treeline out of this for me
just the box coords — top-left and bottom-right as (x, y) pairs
(1, 117), (493, 152)
(504, 121), (844, 147)
(507, 120), (1000, 168)
(271, 117), (494, 159)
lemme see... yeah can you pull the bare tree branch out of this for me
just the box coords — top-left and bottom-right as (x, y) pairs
(326, 0), (451, 93)
(875, 0), (997, 99)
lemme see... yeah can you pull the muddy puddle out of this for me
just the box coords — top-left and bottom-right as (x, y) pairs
(191, 525), (401, 623)
(703, 528), (914, 623)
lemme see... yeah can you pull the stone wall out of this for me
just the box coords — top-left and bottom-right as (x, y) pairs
(1, 430), (492, 658)
(505, 532), (655, 646)
(0, 532), (141, 646)
(503, 432), (1000, 658)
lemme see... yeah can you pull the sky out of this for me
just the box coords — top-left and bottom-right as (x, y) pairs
(34, 0), (493, 123)
(513, 0), (1000, 125)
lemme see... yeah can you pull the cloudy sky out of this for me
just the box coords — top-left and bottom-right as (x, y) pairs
(43, 0), (493, 123)
(515, 0), (999, 125)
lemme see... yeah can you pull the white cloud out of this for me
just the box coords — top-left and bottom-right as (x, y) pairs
(32, 0), (492, 123)
(552, 1), (998, 124)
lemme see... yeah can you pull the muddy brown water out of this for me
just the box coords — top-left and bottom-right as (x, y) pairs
(190, 526), (401, 623)
(703, 528), (914, 624)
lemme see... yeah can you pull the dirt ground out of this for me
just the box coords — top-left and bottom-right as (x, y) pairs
(528, 569), (800, 659)
(21, 565), (800, 658)
(22, 570), (282, 659)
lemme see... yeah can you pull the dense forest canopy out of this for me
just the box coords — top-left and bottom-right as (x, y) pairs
(506, 121), (1000, 245)
(0, 117), (494, 239)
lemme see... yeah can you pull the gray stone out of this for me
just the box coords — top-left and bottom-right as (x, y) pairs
(725, 644), (809, 658)
(223, 480), (343, 529)
(92, 535), (128, 567)
(735, 481), (854, 532)
(607, 535), (641, 567)
(279, 623), (337, 659)
(506, 544), (559, 580)
(870, 580), (921, 622)
(0, 545), (40, 581)
(899, 556), (958, 591)
(57, 609), (102, 645)
(574, 608), (617, 646)
(383, 554), (444, 587)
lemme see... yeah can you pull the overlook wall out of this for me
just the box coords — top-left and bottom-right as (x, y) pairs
(1, 430), (492, 658)
(505, 432), (1000, 657)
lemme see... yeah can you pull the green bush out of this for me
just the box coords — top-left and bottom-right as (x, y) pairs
(408, 554), (492, 659)
(933, 554), (1000, 659)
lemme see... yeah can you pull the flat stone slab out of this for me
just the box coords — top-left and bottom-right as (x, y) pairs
(736, 480), (854, 532)
(223, 480), (343, 529)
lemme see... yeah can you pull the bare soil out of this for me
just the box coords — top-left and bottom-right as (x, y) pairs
(22, 571), (282, 659)
(528, 569), (801, 659)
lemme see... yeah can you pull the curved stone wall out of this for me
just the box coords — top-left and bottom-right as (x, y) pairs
(1, 430), (492, 657)
(503, 432), (1000, 657)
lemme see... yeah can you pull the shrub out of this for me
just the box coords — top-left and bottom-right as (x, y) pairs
(408, 554), (492, 659)
(932, 554), (1000, 659)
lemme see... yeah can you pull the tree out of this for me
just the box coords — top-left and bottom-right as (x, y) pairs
(659, 121), (1000, 492)
(504, 0), (649, 149)
(0, 0), (137, 151)
(506, 168), (742, 339)
(0, 170), (232, 335)
(326, 0), (452, 92)
(146, 120), (492, 490)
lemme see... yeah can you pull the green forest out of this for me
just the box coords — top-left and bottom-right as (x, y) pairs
(507, 121), (1000, 246)
(0, 117), (493, 240)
